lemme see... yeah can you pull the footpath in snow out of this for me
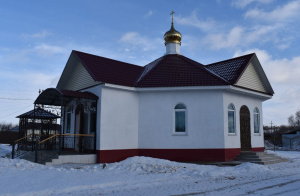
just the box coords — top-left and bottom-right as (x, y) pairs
(1, 144), (300, 196)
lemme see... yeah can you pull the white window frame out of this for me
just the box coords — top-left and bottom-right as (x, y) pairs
(254, 107), (260, 135)
(173, 103), (188, 136)
(228, 103), (236, 135)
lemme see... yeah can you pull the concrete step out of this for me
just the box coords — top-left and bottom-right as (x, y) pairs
(45, 154), (97, 165)
(233, 151), (289, 165)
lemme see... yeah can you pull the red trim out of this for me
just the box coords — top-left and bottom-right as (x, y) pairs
(97, 148), (241, 163)
(225, 148), (241, 161)
(252, 147), (264, 152)
(97, 149), (139, 163)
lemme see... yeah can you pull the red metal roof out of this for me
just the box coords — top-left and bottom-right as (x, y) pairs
(205, 53), (254, 84)
(73, 50), (143, 87)
(71, 50), (265, 89)
(136, 54), (229, 87)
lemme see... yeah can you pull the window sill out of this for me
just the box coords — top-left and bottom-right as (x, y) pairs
(172, 132), (188, 136)
(254, 133), (261, 136)
(228, 133), (236, 136)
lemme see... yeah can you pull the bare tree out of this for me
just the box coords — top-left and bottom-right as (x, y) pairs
(288, 115), (296, 127)
(295, 110), (300, 126)
(288, 110), (300, 127)
(0, 122), (15, 132)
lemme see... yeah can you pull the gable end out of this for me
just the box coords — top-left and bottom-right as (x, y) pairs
(236, 62), (267, 93)
(56, 52), (100, 91)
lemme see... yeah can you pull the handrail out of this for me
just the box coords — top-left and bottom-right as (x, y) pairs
(14, 135), (32, 143)
(38, 134), (60, 144)
(62, 134), (94, 137)
(38, 133), (94, 145)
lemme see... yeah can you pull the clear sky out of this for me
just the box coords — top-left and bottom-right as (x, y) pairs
(0, 0), (299, 126)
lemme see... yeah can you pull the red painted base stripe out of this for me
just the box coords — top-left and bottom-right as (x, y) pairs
(97, 148), (242, 163)
(252, 147), (264, 152)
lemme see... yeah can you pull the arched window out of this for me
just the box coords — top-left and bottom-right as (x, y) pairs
(254, 108), (260, 133)
(228, 104), (235, 133)
(174, 103), (186, 133)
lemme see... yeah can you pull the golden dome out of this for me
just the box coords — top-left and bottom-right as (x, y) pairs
(164, 23), (182, 45)
(164, 11), (182, 45)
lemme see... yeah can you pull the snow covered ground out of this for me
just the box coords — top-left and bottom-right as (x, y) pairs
(1, 144), (300, 196)
(0, 144), (11, 157)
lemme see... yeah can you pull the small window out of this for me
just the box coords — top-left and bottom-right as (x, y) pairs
(254, 108), (260, 133)
(228, 104), (235, 134)
(174, 103), (186, 133)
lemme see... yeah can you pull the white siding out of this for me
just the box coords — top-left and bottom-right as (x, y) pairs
(56, 53), (100, 91)
(236, 63), (266, 93)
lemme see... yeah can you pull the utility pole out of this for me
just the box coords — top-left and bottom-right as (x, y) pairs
(270, 121), (275, 152)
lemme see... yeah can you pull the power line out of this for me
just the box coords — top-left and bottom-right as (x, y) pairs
(0, 97), (34, 101)
(0, 104), (33, 118)
(0, 102), (33, 109)
(0, 89), (37, 92)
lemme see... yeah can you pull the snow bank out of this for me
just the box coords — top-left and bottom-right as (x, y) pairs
(0, 143), (12, 157)
(267, 150), (300, 162)
(0, 153), (300, 196)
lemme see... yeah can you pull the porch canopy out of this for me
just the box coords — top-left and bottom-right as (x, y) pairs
(34, 88), (98, 106)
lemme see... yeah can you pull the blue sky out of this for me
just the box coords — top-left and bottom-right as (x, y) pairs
(0, 0), (300, 126)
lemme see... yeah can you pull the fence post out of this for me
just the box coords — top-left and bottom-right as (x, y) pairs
(11, 143), (15, 159)
(35, 141), (38, 163)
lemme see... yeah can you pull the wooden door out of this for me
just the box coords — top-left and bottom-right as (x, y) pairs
(240, 105), (251, 151)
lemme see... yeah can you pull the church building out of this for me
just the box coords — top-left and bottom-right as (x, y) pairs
(35, 13), (274, 163)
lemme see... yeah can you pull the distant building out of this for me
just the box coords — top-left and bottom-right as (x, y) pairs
(282, 130), (300, 150)
(8, 126), (19, 132)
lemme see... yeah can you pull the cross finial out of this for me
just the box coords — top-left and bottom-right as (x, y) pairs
(170, 11), (175, 24)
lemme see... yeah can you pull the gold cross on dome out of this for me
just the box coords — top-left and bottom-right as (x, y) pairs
(170, 11), (175, 22)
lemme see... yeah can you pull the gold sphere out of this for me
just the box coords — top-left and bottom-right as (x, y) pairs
(164, 23), (182, 45)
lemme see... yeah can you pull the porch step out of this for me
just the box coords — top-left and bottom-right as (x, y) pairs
(16, 151), (97, 165)
(45, 154), (97, 165)
(234, 151), (288, 165)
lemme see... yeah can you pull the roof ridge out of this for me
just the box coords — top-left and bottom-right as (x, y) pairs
(204, 53), (255, 84)
(135, 55), (165, 85)
(204, 67), (229, 83)
(232, 53), (255, 84)
(73, 50), (141, 67)
(206, 53), (255, 67)
(73, 50), (144, 85)
(177, 55), (229, 84)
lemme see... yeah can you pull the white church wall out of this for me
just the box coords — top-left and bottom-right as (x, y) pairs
(99, 86), (139, 150)
(138, 90), (225, 149)
(223, 91), (264, 149)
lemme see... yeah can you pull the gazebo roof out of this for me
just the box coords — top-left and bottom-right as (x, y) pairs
(16, 107), (60, 119)
(34, 88), (98, 106)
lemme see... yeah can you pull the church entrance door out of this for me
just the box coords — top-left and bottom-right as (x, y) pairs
(240, 105), (251, 151)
